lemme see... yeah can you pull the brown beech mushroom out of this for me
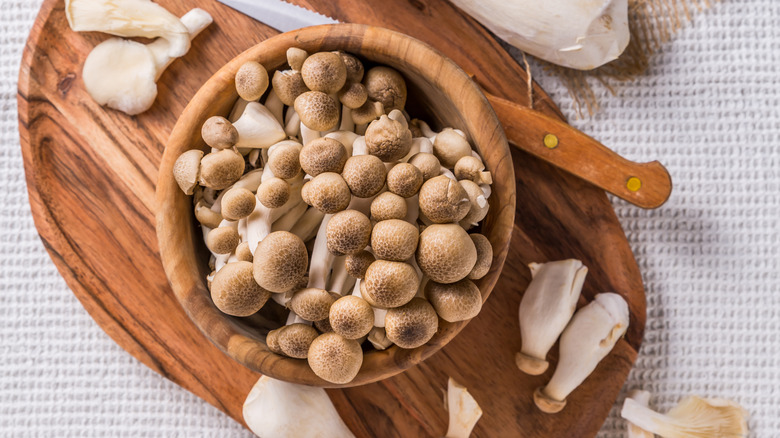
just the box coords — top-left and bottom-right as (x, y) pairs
(329, 295), (374, 339)
(370, 192), (407, 221)
(341, 155), (387, 198)
(459, 180), (489, 229)
(221, 187), (256, 221)
(468, 233), (493, 280)
(304, 172), (352, 214)
(387, 163), (423, 198)
(345, 250), (375, 279)
(210, 261), (271, 317)
(338, 52), (364, 83)
(424, 279), (482, 322)
(361, 260), (419, 308)
(384, 297), (438, 349)
(408, 152), (441, 181)
(364, 66), (407, 112)
(173, 149), (203, 195)
(286, 47), (308, 71)
(236, 241), (253, 262)
(256, 177), (290, 209)
(206, 226), (239, 255)
(351, 100), (384, 125)
(365, 115), (413, 162)
(326, 209), (372, 256)
(307, 333), (363, 384)
(314, 317), (333, 334)
(235, 61), (269, 101)
(266, 141), (302, 180)
(272, 69), (309, 106)
(277, 323), (319, 359)
(194, 200), (223, 229)
(338, 82), (368, 109)
(253, 231), (308, 292)
(371, 219), (419, 262)
(434, 128), (472, 168)
(294, 91), (340, 132)
(299, 137), (348, 176)
(266, 328), (283, 354)
(417, 224), (477, 284)
(289, 288), (335, 322)
(454, 156), (492, 185)
(301, 52), (347, 94)
(201, 116), (238, 149)
(418, 175), (471, 224)
(199, 149), (245, 190)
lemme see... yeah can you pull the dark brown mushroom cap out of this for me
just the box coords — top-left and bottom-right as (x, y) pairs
(210, 261), (271, 317)
(301, 52), (347, 94)
(344, 250), (375, 279)
(307, 333), (363, 384)
(384, 298), (438, 349)
(361, 260), (419, 308)
(299, 137), (348, 176)
(256, 177), (290, 209)
(387, 163), (423, 198)
(341, 155), (387, 198)
(370, 192), (407, 221)
(235, 61), (269, 101)
(364, 66), (407, 112)
(468, 233), (493, 280)
(371, 219), (419, 262)
(329, 295), (374, 340)
(221, 187), (256, 221)
(418, 175), (471, 224)
(424, 278), (482, 322)
(206, 226), (239, 255)
(199, 150), (245, 190)
(278, 324), (319, 359)
(304, 172), (352, 214)
(272, 69), (309, 106)
(289, 288), (335, 322)
(294, 91), (340, 132)
(365, 115), (413, 162)
(416, 224), (477, 284)
(253, 231), (308, 293)
(201, 116), (238, 149)
(326, 209), (372, 256)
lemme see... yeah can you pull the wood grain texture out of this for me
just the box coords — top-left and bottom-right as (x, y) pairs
(17, 0), (646, 437)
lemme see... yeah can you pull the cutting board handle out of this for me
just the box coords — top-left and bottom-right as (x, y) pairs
(487, 93), (672, 209)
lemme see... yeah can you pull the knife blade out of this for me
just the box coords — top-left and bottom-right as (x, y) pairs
(216, 0), (339, 33)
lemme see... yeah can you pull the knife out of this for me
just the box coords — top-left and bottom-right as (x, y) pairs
(217, 0), (672, 209)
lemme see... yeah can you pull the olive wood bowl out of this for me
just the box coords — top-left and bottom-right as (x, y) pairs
(156, 24), (515, 387)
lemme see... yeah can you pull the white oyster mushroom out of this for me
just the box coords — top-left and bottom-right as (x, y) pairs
(624, 390), (654, 438)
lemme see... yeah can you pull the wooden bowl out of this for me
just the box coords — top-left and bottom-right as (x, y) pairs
(156, 24), (515, 387)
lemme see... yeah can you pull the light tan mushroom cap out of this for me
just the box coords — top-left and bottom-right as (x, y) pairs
(278, 323), (319, 359)
(235, 61), (269, 101)
(459, 179), (489, 228)
(370, 192), (407, 221)
(338, 82), (368, 109)
(307, 333), (363, 384)
(253, 231), (308, 292)
(387, 163), (423, 198)
(289, 288), (334, 322)
(341, 155), (387, 198)
(408, 152), (441, 181)
(454, 156), (484, 182)
(301, 52), (347, 95)
(326, 209), (372, 256)
(299, 137), (347, 176)
(365, 115), (413, 162)
(424, 279), (482, 322)
(235, 241), (253, 262)
(364, 66), (407, 112)
(433, 128), (472, 168)
(294, 91), (340, 132)
(267, 142), (302, 180)
(266, 328), (283, 354)
(361, 260), (419, 308)
(210, 261), (271, 317)
(371, 219), (419, 262)
(339, 52), (364, 83)
(201, 116), (238, 150)
(468, 233), (493, 280)
(286, 47), (308, 71)
(345, 250), (375, 279)
(351, 100), (384, 125)
(305, 172), (352, 214)
(329, 295), (374, 340)
(256, 177), (290, 209)
(416, 224), (477, 284)
(199, 150), (245, 190)
(221, 187), (256, 221)
(206, 226), (239, 255)
(384, 298), (438, 349)
(418, 175), (471, 224)
(272, 69), (309, 106)
(173, 149), (203, 195)
(195, 201), (223, 229)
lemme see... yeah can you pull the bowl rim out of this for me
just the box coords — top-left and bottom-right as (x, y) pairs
(155, 23), (516, 387)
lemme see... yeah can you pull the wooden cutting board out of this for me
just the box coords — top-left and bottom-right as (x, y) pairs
(17, 0), (645, 436)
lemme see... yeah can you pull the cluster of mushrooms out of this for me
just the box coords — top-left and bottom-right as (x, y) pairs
(173, 48), (494, 384)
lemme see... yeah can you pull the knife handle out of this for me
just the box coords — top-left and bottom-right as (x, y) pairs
(486, 93), (672, 209)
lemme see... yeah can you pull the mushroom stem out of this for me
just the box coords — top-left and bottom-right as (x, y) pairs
(625, 390), (654, 438)
(229, 97), (251, 122)
(289, 207), (326, 242)
(306, 213), (335, 290)
(300, 122), (321, 145)
(284, 108), (301, 138)
(263, 89), (285, 125)
(271, 199), (308, 232)
(351, 136), (367, 155)
(324, 131), (360, 156)
(328, 256), (355, 296)
(444, 378), (483, 438)
(339, 105), (355, 132)
(232, 102), (287, 148)
(246, 179), (303, 254)
(285, 310), (311, 326)
(621, 394), (748, 438)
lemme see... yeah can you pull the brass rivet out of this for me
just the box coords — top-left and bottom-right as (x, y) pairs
(543, 134), (559, 149)
(626, 177), (642, 192)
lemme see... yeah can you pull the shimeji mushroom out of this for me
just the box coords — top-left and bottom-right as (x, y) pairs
(433, 128), (473, 168)
(534, 292), (629, 413)
(517, 259), (587, 375)
(288, 288), (335, 322)
(235, 61), (269, 101)
(304, 172), (352, 214)
(360, 260), (420, 309)
(172, 149), (203, 195)
(220, 187), (256, 221)
(365, 115), (413, 162)
(454, 156), (492, 185)
(307, 332), (363, 384)
(367, 327), (393, 350)
(459, 180), (489, 229)
(276, 323), (319, 359)
(198, 149), (245, 190)
(252, 231), (308, 293)
(384, 297), (438, 349)
(417, 224), (477, 284)
(408, 152), (441, 182)
(201, 116), (238, 150)
(266, 141), (302, 180)
(272, 69), (309, 107)
(326, 210), (372, 256)
(341, 155), (387, 198)
(301, 52), (347, 95)
(387, 163), (423, 198)
(299, 137), (348, 177)
(257, 177), (290, 209)
(232, 102), (287, 148)
(328, 295), (374, 340)
(295, 91), (340, 132)
(324, 131), (360, 155)
(424, 279), (482, 323)
(370, 192), (407, 221)
(351, 100), (384, 126)
(468, 233), (493, 280)
(363, 66), (407, 112)
(287, 47), (308, 71)
(345, 250), (375, 279)
(243, 375), (356, 438)
(370, 219), (419, 262)
(209, 261), (271, 317)
(206, 225), (239, 255)
(338, 52), (364, 83)
(418, 175), (471, 224)
(235, 242), (253, 262)
(444, 378), (483, 438)
(338, 82), (368, 109)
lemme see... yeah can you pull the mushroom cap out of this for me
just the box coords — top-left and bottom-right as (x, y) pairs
(235, 61), (269, 101)
(201, 116), (238, 149)
(387, 163), (423, 198)
(364, 66), (407, 112)
(199, 150), (245, 190)
(272, 69), (309, 107)
(338, 52), (364, 83)
(266, 328), (283, 354)
(338, 81), (368, 109)
(433, 128), (472, 168)
(371, 219), (419, 262)
(301, 52), (347, 94)
(468, 233), (493, 280)
(351, 100), (384, 125)
(299, 137), (348, 176)
(314, 317), (334, 334)
(344, 250), (375, 279)
(329, 295), (374, 339)
(424, 278), (482, 322)
(305, 172), (352, 214)
(210, 261), (271, 317)
(286, 47), (308, 71)
(341, 155), (387, 198)
(194, 201), (223, 229)
(307, 333), (363, 384)
(454, 155), (484, 182)
(370, 192), (407, 221)
(326, 209), (372, 256)
(235, 241), (253, 263)
(417, 224), (477, 284)
(408, 152), (441, 181)
(418, 175), (471, 224)
(294, 91), (340, 132)
(384, 298), (438, 349)
(253, 231), (308, 292)
(365, 115), (413, 162)
(289, 288), (335, 322)
(221, 187), (256, 221)
(278, 323), (319, 359)
(408, 119), (424, 138)
(361, 260), (419, 308)
(206, 226), (240, 255)
(173, 149), (203, 195)
(256, 177), (290, 209)
(458, 180), (489, 229)
(267, 142), (302, 180)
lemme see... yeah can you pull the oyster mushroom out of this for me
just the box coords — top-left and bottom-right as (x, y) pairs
(253, 231), (308, 293)
(370, 192), (407, 221)
(365, 115), (413, 162)
(384, 297), (438, 349)
(387, 163), (423, 198)
(232, 102), (287, 148)
(416, 224), (477, 284)
(326, 209), (372, 256)
(468, 233), (493, 280)
(210, 261), (270, 317)
(370, 219), (419, 262)
(445, 377), (483, 438)
(173, 149), (203, 195)
(418, 175), (471, 224)
(329, 295), (374, 340)
(341, 154), (387, 198)
(301, 52), (347, 94)
(300, 137), (348, 177)
(424, 279), (482, 322)
(364, 66), (407, 112)
(307, 332), (363, 384)
(235, 61), (269, 101)
(361, 260), (419, 308)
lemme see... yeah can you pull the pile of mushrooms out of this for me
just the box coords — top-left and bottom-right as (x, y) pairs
(173, 48), (495, 384)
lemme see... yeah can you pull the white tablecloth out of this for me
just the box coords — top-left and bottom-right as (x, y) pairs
(2, 1), (778, 436)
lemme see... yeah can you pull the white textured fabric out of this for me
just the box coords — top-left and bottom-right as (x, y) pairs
(1, 1), (778, 437)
